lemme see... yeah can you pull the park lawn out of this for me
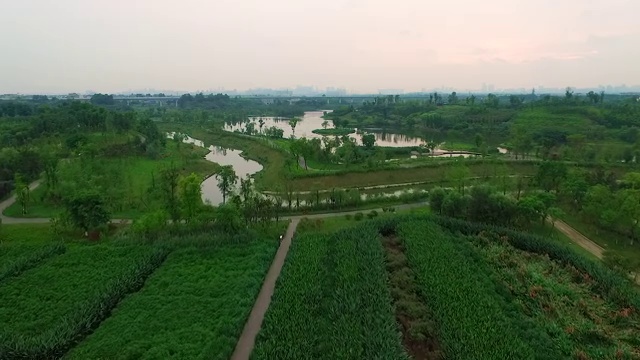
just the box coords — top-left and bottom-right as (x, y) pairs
(66, 238), (279, 360)
(2, 142), (215, 219)
(289, 161), (538, 190)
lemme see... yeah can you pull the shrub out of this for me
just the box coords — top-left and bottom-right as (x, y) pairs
(367, 210), (379, 219)
(354, 212), (364, 221)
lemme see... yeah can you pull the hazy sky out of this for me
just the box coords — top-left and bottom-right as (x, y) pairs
(2, 0), (639, 93)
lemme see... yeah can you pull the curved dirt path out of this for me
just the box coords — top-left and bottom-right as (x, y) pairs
(550, 218), (604, 259)
(0, 181), (47, 225)
(550, 217), (639, 284)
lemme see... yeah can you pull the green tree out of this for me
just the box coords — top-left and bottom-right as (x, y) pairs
(321, 120), (329, 130)
(160, 165), (181, 222)
(484, 93), (499, 108)
(446, 164), (471, 195)
(216, 165), (237, 204)
(616, 189), (640, 245)
(42, 153), (59, 194)
(534, 161), (567, 192)
(448, 91), (459, 104)
(179, 173), (203, 222)
(429, 187), (447, 214)
(289, 118), (300, 137)
(441, 191), (469, 218)
(361, 133), (376, 148)
(214, 204), (242, 233)
(14, 173), (30, 215)
(132, 210), (168, 239)
(583, 185), (616, 230)
(474, 133), (484, 149)
(240, 178), (254, 202)
(64, 190), (110, 235)
(561, 169), (589, 209)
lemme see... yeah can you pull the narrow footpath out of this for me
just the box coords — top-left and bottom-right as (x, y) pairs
(0, 181), (45, 225)
(230, 218), (299, 360)
(551, 218), (604, 259)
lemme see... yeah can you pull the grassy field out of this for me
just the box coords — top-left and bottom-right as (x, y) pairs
(3, 141), (216, 219)
(67, 238), (279, 360)
(288, 161), (538, 190)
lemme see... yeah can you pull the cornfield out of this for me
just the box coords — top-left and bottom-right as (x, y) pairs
(0, 243), (65, 283)
(67, 238), (279, 359)
(252, 224), (407, 359)
(0, 245), (168, 359)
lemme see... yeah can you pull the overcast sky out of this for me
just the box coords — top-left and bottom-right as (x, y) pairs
(1, 0), (639, 94)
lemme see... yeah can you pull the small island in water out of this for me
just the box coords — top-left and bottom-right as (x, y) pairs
(311, 128), (356, 136)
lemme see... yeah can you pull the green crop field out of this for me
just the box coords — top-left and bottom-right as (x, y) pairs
(255, 215), (640, 359)
(0, 244), (168, 359)
(252, 224), (407, 359)
(67, 237), (279, 360)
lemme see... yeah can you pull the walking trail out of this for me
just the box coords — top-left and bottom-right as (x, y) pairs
(551, 218), (604, 258)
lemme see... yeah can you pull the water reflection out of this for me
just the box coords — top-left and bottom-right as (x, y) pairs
(225, 111), (425, 147)
(167, 132), (263, 205)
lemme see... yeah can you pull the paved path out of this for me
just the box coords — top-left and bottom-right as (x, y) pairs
(0, 181), (47, 224)
(550, 217), (639, 284)
(551, 218), (604, 259)
(230, 218), (300, 360)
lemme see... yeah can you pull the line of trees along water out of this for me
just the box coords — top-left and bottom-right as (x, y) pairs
(326, 91), (640, 162)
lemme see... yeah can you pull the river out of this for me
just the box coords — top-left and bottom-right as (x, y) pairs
(224, 111), (426, 147)
(168, 132), (262, 205)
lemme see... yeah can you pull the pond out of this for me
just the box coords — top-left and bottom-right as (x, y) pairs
(224, 111), (426, 147)
(167, 132), (263, 205)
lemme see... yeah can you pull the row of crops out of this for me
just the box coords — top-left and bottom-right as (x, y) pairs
(252, 224), (407, 359)
(67, 239), (279, 359)
(0, 243), (65, 283)
(255, 215), (640, 360)
(0, 244), (169, 359)
(0, 226), (282, 359)
(397, 220), (537, 359)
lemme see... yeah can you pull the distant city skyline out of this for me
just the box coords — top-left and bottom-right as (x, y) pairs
(1, 1), (639, 94)
(3, 83), (640, 98)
